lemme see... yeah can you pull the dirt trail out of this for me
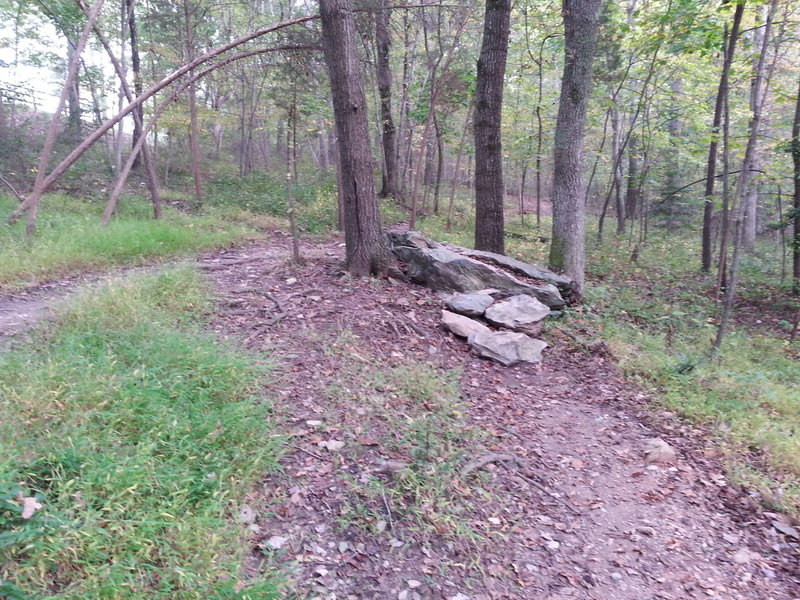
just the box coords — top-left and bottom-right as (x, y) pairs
(203, 233), (800, 600)
(3, 233), (798, 599)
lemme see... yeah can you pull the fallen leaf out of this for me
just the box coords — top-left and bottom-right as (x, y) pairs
(318, 440), (346, 452)
(266, 535), (289, 550)
(20, 496), (42, 519)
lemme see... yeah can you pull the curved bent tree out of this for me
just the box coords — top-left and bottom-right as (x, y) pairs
(548, 0), (602, 298)
(319, 0), (393, 276)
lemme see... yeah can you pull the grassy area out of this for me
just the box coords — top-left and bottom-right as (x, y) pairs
(417, 191), (800, 516)
(0, 268), (281, 599)
(290, 326), (486, 542)
(0, 194), (256, 292)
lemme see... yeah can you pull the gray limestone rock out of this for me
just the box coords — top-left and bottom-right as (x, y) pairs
(467, 330), (547, 366)
(441, 310), (491, 338)
(446, 291), (495, 316)
(388, 232), (566, 309)
(484, 295), (551, 335)
(447, 245), (578, 304)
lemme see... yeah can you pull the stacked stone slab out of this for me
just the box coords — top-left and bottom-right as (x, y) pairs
(388, 231), (571, 366)
(442, 291), (550, 366)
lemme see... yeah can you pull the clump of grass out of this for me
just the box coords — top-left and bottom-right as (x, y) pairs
(305, 327), (483, 540)
(0, 194), (254, 292)
(0, 268), (280, 599)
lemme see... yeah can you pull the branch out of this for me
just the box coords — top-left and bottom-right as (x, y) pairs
(7, 14), (319, 224)
(0, 175), (24, 202)
(652, 168), (766, 210)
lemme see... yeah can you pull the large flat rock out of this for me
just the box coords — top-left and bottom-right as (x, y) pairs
(389, 232), (567, 309)
(441, 310), (491, 338)
(484, 295), (550, 335)
(467, 330), (547, 366)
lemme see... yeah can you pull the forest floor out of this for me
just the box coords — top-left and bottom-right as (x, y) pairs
(2, 230), (800, 599)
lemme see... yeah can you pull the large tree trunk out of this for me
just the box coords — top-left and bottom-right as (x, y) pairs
(701, 1), (745, 272)
(548, 0), (602, 298)
(473, 0), (511, 255)
(319, 0), (392, 276)
(375, 0), (398, 198)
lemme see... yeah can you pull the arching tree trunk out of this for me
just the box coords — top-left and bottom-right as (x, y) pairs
(23, 0), (105, 237)
(473, 0), (511, 254)
(319, 0), (392, 276)
(548, 0), (602, 298)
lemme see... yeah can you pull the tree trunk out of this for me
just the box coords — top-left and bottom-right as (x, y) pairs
(701, 1), (745, 272)
(126, 0), (144, 171)
(625, 135), (640, 221)
(548, 0), (602, 297)
(24, 0), (105, 237)
(65, 34), (82, 144)
(792, 75), (800, 295)
(319, 0), (392, 276)
(183, 0), (203, 209)
(375, 0), (398, 198)
(611, 104), (625, 235)
(473, 0), (511, 254)
(713, 0), (776, 353)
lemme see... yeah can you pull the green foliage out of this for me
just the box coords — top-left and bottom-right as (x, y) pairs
(574, 229), (800, 514)
(206, 171), (407, 233)
(0, 194), (254, 291)
(0, 268), (281, 599)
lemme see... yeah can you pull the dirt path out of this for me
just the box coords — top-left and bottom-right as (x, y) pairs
(202, 233), (800, 600)
(3, 233), (798, 599)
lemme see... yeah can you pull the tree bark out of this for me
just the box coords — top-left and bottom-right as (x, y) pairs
(701, 1), (745, 272)
(473, 0), (511, 254)
(548, 0), (602, 297)
(319, 0), (392, 276)
(792, 75), (800, 295)
(126, 0), (144, 170)
(183, 0), (203, 209)
(375, 0), (398, 198)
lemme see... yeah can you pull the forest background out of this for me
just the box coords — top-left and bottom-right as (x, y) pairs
(1, 0), (800, 596)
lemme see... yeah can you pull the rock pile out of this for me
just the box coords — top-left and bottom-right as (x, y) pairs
(387, 231), (575, 366)
(442, 292), (549, 366)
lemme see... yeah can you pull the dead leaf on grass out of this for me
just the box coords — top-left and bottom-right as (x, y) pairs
(18, 495), (42, 519)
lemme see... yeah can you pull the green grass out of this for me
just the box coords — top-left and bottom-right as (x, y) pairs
(207, 171), (409, 233)
(0, 194), (255, 292)
(416, 190), (800, 516)
(0, 268), (281, 599)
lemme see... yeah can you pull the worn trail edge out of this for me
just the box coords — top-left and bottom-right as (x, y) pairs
(204, 233), (799, 600)
(3, 234), (798, 599)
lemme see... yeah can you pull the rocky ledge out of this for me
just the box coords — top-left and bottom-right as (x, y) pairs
(388, 232), (574, 366)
